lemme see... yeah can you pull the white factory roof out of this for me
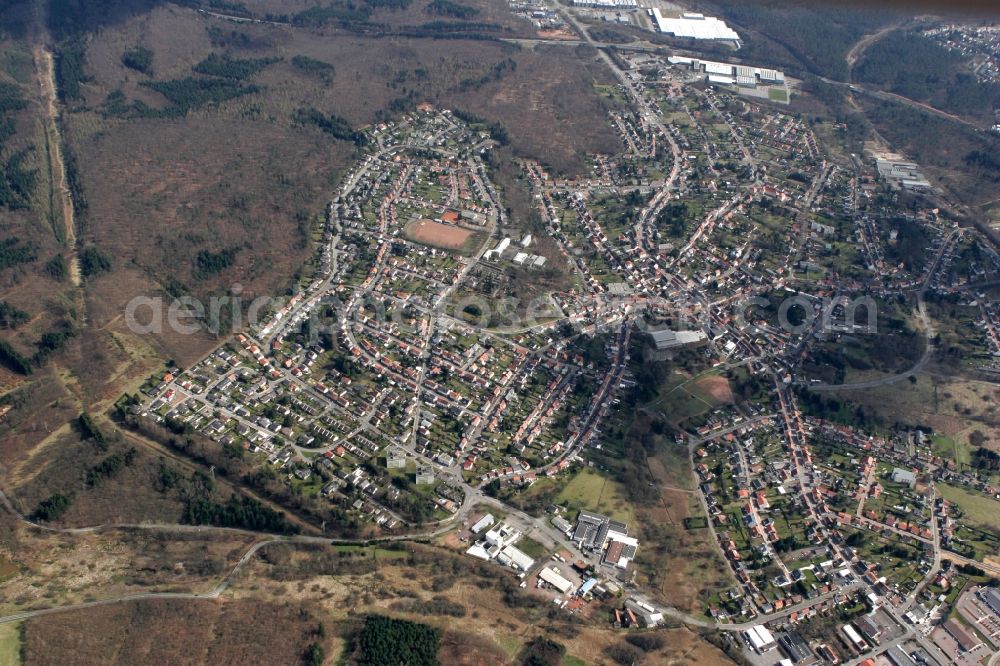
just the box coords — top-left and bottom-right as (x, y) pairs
(500, 544), (536, 571)
(744, 625), (775, 651)
(650, 10), (739, 41)
(650, 328), (708, 349)
(842, 624), (865, 646)
(668, 56), (786, 88)
(573, 0), (637, 7)
(539, 566), (575, 594)
(746, 629), (766, 651)
(471, 513), (495, 534)
(705, 61), (734, 76)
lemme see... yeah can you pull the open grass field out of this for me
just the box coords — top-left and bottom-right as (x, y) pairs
(0, 554), (17, 581)
(842, 373), (1000, 456)
(636, 444), (733, 614)
(931, 434), (973, 469)
(1, 524), (257, 616)
(689, 372), (735, 404)
(650, 369), (734, 427)
(515, 536), (547, 559)
(404, 218), (473, 251)
(938, 484), (1000, 533)
(330, 544), (410, 560)
(19, 580), (729, 665)
(555, 468), (635, 525)
(0, 371), (84, 474)
(0, 623), (19, 666)
(768, 87), (789, 103)
(7, 426), (189, 528)
(22, 598), (331, 666)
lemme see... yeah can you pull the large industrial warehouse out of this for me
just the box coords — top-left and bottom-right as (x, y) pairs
(649, 11), (740, 42)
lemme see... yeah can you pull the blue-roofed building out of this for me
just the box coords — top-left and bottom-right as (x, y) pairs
(578, 577), (598, 597)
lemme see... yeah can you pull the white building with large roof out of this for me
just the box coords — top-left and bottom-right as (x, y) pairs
(650, 11), (739, 42)
(539, 567), (575, 594)
(499, 544), (535, 571)
(668, 56), (786, 89)
(471, 513), (495, 534)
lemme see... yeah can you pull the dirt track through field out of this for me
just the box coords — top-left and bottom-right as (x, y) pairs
(34, 45), (81, 287)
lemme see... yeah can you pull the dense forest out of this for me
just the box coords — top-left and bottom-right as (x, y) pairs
(702, 0), (901, 80)
(455, 57), (515, 93)
(47, 0), (169, 39)
(80, 245), (112, 277)
(965, 150), (1000, 181)
(285, 0), (501, 38)
(0, 339), (32, 375)
(884, 218), (931, 272)
(85, 448), (138, 487)
(0, 84), (37, 210)
(0, 83), (27, 115)
(194, 247), (239, 278)
(54, 41), (88, 102)
(863, 98), (1000, 206)
(32, 492), (73, 521)
(0, 148), (36, 210)
(105, 49), (276, 118)
(181, 493), (300, 534)
(0, 0), (33, 38)
(291, 55), (335, 81)
(855, 31), (1000, 121)
(292, 2), (374, 29)
(0, 301), (29, 329)
(0, 237), (37, 270)
(971, 446), (1000, 473)
(294, 108), (367, 146)
(204, 0), (252, 17)
(426, 0), (479, 19)
(366, 0), (412, 8)
(192, 53), (280, 80)
(122, 46), (154, 75)
(77, 412), (109, 450)
(357, 615), (441, 666)
(655, 201), (690, 238)
(45, 254), (68, 281)
(795, 387), (879, 430)
(33, 327), (75, 366)
(141, 77), (260, 115)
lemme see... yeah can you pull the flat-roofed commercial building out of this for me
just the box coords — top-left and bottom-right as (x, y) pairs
(944, 618), (982, 653)
(539, 566), (574, 594)
(743, 625), (777, 653)
(650, 10), (739, 41)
